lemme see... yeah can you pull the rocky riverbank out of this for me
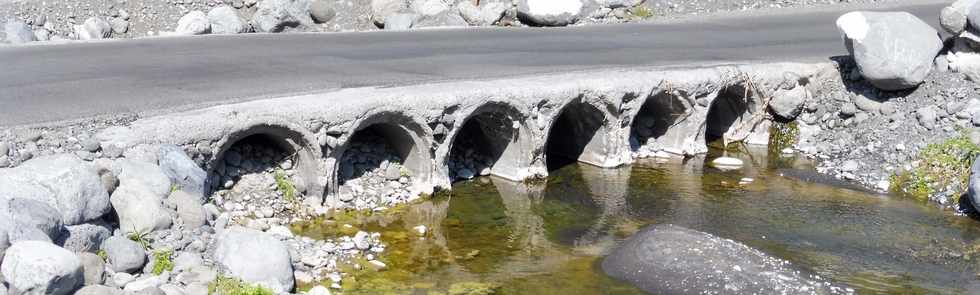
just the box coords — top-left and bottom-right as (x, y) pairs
(1, 0), (903, 45)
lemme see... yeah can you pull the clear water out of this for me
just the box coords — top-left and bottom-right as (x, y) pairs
(292, 146), (980, 294)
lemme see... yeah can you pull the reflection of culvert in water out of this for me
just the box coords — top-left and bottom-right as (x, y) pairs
(336, 124), (415, 209)
(630, 91), (690, 158)
(705, 84), (753, 145)
(210, 134), (303, 223)
(447, 110), (516, 181)
(545, 101), (604, 171)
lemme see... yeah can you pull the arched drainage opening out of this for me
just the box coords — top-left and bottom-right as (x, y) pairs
(705, 84), (753, 147)
(209, 133), (307, 225)
(447, 108), (520, 182)
(545, 101), (605, 171)
(336, 123), (424, 209)
(630, 91), (689, 158)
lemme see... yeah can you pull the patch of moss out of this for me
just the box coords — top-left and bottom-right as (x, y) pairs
(768, 121), (799, 154)
(630, 6), (654, 19)
(448, 282), (499, 295)
(96, 249), (108, 261)
(209, 275), (275, 295)
(892, 133), (980, 204)
(151, 249), (174, 275)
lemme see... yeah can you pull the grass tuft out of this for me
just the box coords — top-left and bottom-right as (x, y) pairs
(127, 228), (151, 249)
(209, 275), (275, 295)
(274, 169), (298, 203)
(630, 6), (654, 19)
(892, 132), (980, 204)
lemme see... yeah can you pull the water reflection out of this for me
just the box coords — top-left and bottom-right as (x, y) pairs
(295, 147), (980, 294)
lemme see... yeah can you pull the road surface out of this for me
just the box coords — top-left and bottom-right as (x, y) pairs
(0, 0), (949, 126)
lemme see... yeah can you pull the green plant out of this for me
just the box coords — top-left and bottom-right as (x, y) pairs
(96, 249), (108, 261)
(151, 249), (174, 275)
(170, 183), (181, 194)
(892, 132), (980, 204)
(274, 169), (298, 203)
(127, 228), (151, 249)
(630, 6), (654, 19)
(209, 275), (275, 295)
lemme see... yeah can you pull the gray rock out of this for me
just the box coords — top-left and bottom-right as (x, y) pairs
(57, 222), (112, 253)
(5, 20), (35, 44)
(159, 284), (187, 295)
(517, 0), (584, 26)
(414, 10), (468, 28)
(213, 227), (294, 293)
(102, 236), (147, 274)
(853, 93), (883, 113)
(170, 191), (207, 229)
(110, 18), (129, 34)
(968, 154), (980, 210)
(384, 164), (401, 180)
(1, 197), (64, 243)
(768, 85), (808, 120)
(0, 154), (111, 225)
(75, 17), (112, 40)
(411, 0), (449, 17)
(602, 224), (842, 295)
(916, 106), (938, 130)
(458, 1), (509, 26)
(594, 0), (642, 8)
(0, 142), (9, 156)
(208, 6), (248, 34)
(371, 0), (407, 27)
(310, 0), (336, 23)
(158, 145), (207, 201)
(75, 285), (123, 295)
(33, 28), (50, 41)
(118, 160), (173, 199)
(1, 241), (84, 295)
(839, 103), (857, 118)
(81, 139), (101, 152)
(384, 13), (415, 30)
(353, 231), (371, 250)
(942, 0), (977, 34)
(176, 11), (211, 35)
(77, 252), (106, 286)
(836, 11), (942, 91)
(110, 181), (173, 235)
(253, 0), (313, 33)
(879, 102), (897, 115)
(173, 252), (203, 272)
(124, 276), (162, 292)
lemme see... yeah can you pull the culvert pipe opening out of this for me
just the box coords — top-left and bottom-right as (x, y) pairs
(630, 92), (690, 158)
(705, 85), (753, 147)
(336, 123), (418, 210)
(447, 111), (516, 181)
(545, 101), (604, 171)
(209, 133), (306, 224)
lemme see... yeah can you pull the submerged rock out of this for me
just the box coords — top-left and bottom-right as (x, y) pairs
(602, 224), (846, 295)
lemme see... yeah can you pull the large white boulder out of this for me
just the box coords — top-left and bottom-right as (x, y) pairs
(110, 182), (173, 235)
(768, 85), (809, 120)
(0, 197), (64, 244)
(836, 11), (942, 91)
(75, 17), (111, 40)
(1, 241), (84, 295)
(411, 0), (449, 17)
(517, 0), (584, 26)
(176, 11), (211, 35)
(4, 20), (35, 44)
(0, 154), (110, 225)
(118, 160), (173, 199)
(941, 0), (978, 34)
(371, 0), (407, 27)
(213, 227), (294, 293)
(458, 1), (509, 26)
(253, 0), (313, 32)
(208, 6), (248, 34)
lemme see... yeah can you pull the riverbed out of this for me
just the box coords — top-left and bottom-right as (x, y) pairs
(292, 146), (980, 294)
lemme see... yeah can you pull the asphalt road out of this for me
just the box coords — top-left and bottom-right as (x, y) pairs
(0, 0), (949, 126)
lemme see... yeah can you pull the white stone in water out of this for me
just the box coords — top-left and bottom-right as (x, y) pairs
(413, 225), (427, 236)
(780, 148), (794, 154)
(368, 260), (386, 270)
(479, 167), (491, 176)
(652, 151), (671, 159)
(309, 285), (331, 295)
(710, 157), (743, 169)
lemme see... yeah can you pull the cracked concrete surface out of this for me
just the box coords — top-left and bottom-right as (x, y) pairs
(95, 62), (835, 207)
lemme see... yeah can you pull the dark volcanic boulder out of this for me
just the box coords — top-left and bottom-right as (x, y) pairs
(602, 224), (846, 295)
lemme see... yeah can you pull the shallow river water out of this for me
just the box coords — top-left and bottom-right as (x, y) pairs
(293, 147), (980, 294)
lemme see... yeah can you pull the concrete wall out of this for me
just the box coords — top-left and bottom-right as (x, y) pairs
(100, 62), (836, 206)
